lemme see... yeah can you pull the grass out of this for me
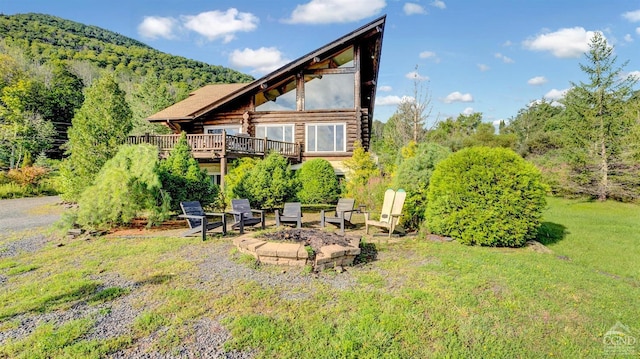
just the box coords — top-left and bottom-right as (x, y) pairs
(0, 197), (639, 358)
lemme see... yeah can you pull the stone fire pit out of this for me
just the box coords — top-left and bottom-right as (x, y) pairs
(233, 228), (361, 271)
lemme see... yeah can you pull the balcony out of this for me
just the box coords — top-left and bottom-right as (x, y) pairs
(126, 133), (301, 161)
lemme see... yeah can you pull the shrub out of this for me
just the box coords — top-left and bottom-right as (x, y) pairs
(158, 132), (219, 211)
(7, 166), (48, 187)
(296, 159), (340, 204)
(243, 152), (298, 209)
(343, 141), (381, 209)
(76, 144), (170, 229)
(424, 146), (547, 247)
(224, 157), (259, 205)
(393, 143), (450, 231)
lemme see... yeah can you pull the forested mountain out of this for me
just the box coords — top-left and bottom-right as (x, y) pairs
(0, 13), (254, 165)
(0, 13), (253, 85)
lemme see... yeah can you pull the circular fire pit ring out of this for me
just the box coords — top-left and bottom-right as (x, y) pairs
(233, 228), (361, 271)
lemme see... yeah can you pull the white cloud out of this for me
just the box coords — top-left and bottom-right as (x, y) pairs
(376, 95), (405, 106)
(624, 34), (634, 42)
(404, 3), (427, 15)
(405, 71), (429, 81)
(463, 107), (474, 115)
(182, 8), (258, 43)
(523, 27), (597, 58)
(477, 64), (490, 71)
(622, 9), (640, 22)
(431, 0), (446, 9)
(285, 0), (386, 24)
(503, 40), (513, 47)
(138, 16), (177, 40)
(544, 88), (569, 101)
(492, 119), (503, 126)
(627, 71), (640, 81)
(637, 27), (640, 35)
(419, 51), (440, 63)
(229, 47), (289, 74)
(378, 85), (392, 92)
(494, 52), (514, 63)
(442, 91), (473, 103)
(527, 76), (548, 86)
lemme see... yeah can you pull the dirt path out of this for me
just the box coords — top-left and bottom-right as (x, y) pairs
(0, 196), (62, 233)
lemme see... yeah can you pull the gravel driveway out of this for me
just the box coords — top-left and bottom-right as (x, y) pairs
(0, 196), (62, 232)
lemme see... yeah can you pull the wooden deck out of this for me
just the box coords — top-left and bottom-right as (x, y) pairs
(126, 133), (301, 161)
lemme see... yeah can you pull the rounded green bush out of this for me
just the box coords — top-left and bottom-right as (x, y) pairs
(424, 146), (547, 247)
(393, 143), (450, 231)
(296, 159), (340, 204)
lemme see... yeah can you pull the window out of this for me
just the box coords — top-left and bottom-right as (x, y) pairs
(255, 77), (297, 111)
(256, 124), (294, 142)
(203, 125), (241, 135)
(304, 73), (355, 110)
(306, 123), (345, 152)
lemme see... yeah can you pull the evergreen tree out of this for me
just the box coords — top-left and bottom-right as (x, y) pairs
(343, 141), (383, 210)
(296, 159), (340, 204)
(562, 32), (638, 200)
(60, 74), (132, 201)
(243, 152), (298, 209)
(158, 132), (219, 211)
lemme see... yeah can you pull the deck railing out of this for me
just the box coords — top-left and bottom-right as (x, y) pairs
(126, 133), (300, 159)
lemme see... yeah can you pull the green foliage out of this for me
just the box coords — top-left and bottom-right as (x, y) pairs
(242, 152), (298, 209)
(561, 32), (638, 201)
(296, 159), (340, 204)
(76, 144), (170, 229)
(60, 74), (132, 201)
(158, 132), (219, 211)
(343, 141), (381, 209)
(224, 157), (259, 205)
(424, 147), (547, 247)
(393, 143), (450, 231)
(0, 77), (56, 169)
(0, 166), (59, 199)
(0, 13), (253, 86)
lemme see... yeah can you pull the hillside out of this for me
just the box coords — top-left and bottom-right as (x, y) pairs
(0, 13), (253, 85)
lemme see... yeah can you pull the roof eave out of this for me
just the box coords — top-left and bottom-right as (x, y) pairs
(191, 15), (387, 119)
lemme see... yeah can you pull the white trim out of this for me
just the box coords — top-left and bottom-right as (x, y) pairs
(305, 123), (346, 152)
(255, 124), (294, 142)
(203, 125), (242, 135)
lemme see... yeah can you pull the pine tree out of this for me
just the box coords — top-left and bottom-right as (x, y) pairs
(563, 32), (638, 200)
(61, 74), (132, 201)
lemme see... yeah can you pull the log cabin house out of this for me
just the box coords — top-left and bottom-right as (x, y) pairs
(130, 15), (385, 187)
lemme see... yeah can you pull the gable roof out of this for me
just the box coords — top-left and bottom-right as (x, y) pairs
(147, 83), (248, 120)
(148, 15), (385, 122)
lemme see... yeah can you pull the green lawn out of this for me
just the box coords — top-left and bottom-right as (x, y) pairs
(0, 197), (638, 358)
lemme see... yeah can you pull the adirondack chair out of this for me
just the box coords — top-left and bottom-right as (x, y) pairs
(320, 198), (356, 234)
(275, 202), (302, 228)
(179, 201), (226, 241)
(364, 189), (406, 237)
(228, 199), (265, 234)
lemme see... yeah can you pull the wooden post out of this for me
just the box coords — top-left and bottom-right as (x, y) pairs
(220, 157), (226, 190)
(263, 137), (268, 158)
(220, 130), (227, 190)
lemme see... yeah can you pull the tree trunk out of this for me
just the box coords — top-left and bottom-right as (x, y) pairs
(598, 124), (608, 201)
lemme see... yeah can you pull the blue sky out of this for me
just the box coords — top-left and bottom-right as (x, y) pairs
(3, 0), (640, 126)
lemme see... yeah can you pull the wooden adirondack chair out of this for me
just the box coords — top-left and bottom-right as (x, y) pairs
(364, 189), (406, 237)
(229, 199), (265, 234)
(275, 202), (302, 228)
(179, 201), (226, 241)
(320, 198), (356, 234)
